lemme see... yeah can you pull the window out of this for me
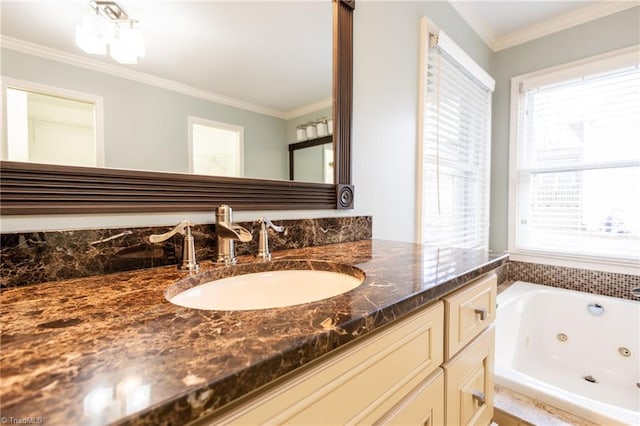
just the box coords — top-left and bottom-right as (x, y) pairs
(419, 19), (495, 249)
(2, 79), (103, 167)
(509, 47), (640, 266)
(188, 117), (244, 177)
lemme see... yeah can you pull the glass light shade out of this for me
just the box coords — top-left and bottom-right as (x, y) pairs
(110, 26), (145, 64)
(75, 14), (114, 55)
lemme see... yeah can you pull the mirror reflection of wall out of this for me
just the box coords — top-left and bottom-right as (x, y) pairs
(294, 145), (325, 182)
(292, 143), (334, 184)
(1, 48), (333, 183)
(323, 144), (334, 184)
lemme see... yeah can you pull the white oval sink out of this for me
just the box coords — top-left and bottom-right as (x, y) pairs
(168, 265), (364, 311)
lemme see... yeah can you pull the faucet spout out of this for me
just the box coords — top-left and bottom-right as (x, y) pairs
(216, 223), (252, 242)
(215, 205), (252, 264)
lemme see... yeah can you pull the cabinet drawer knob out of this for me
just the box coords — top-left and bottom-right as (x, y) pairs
(472, 390), (486, 406)
(474, 308), (488, 321)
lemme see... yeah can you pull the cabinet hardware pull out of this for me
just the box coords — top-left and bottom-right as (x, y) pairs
(474, 308), (487, 321)
(472, 390), (486, 406)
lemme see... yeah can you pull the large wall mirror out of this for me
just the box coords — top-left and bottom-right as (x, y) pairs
(0, 0), (354, 214)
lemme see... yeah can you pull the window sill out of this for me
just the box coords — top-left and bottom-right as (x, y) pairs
(507, 250), (640, 276)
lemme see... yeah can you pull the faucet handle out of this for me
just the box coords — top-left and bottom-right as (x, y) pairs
(259, 217), (284, 233)
(149, 220), (199, 272)
(149, 220), (192, 243)
(256, 217), (284, 261)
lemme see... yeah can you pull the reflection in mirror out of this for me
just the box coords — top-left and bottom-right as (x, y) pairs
(293, 144), (334, 183)
(5, 86), (100, 167)
(289, 135), (334, 183)
(0, 0), (354, 214)
(0, 1), (332, 183)
(189, 117), (244, 177)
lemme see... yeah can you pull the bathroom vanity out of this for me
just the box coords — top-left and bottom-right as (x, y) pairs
(0, 239), (506, 425)
(210, 272), (497, 425)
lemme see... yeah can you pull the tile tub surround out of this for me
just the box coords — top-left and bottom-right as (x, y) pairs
(0, 216), (372, 288)
(0, 240), (507, 426)
(494, 262), (508, 286)
(508, 260), (640, 300)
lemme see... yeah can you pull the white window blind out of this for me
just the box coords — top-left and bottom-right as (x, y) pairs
(421, 29), (493, 250)
(514, 57), (640, 262)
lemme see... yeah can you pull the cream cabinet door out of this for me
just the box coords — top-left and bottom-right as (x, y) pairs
(443, 326), (495, 426)
(443, 272), (496, 360)
(374, 368), (445, 426)
(211, 301), (444, 425)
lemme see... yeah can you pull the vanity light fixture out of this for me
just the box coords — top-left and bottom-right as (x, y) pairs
(75, 1), (145, 64)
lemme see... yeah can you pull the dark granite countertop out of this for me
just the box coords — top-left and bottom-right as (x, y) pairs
(1, 239), (507, 425)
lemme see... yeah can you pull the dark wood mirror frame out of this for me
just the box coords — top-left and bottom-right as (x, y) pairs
(0, 0), (354, 215)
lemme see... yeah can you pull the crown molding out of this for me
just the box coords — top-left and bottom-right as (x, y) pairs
(448, 1), (497, 51)
(493, 2), (639, 52)
(283, 97), (332, 120)
(449, 1), (638, 53)
(0, 35), (310, 119)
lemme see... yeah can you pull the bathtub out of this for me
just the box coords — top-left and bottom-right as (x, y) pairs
(495, 281), (640, 425)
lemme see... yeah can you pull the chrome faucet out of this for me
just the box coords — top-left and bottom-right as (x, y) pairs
(256, 217), (284, 261)
(149, 220), (199, 271)
(215, 205), (252, 264)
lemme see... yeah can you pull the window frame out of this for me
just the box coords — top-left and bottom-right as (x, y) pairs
(507, 45), (640, 274)
(1, 76), (105, 167)
(187, 115), (245, 177)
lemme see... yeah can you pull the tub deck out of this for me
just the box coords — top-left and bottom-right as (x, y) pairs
(494, 384), (600, 426)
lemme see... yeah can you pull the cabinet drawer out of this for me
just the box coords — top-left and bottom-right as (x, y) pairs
(374, 368), (444, 426)
(212, 301), (444, 425)
(443, 326), (495, 426)
(443, 272), (496, 359)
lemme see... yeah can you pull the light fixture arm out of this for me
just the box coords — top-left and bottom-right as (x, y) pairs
(90, 1), (136, 24)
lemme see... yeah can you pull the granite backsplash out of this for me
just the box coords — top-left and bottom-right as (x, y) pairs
(1, 216), (372, 288)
